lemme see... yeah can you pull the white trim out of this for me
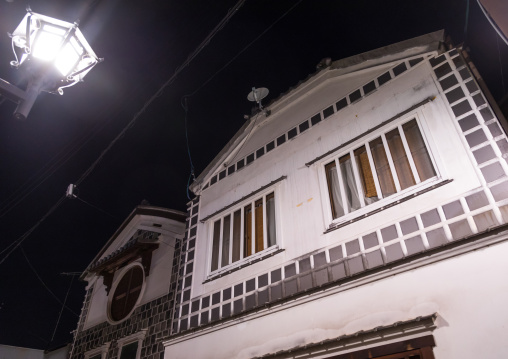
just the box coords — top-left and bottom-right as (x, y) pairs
(320, 110), (443, 228)
(165, 228), (508, 347)
(116, 329), (147, 359)
(206, 184), (283, 277)
(84, 342), (110, 359)
(106, 262), (146, 325)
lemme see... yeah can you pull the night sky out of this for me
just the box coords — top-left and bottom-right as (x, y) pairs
(0, 0), (506, 351)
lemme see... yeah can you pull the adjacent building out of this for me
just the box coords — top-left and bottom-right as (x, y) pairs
(70, 206), (186, 359)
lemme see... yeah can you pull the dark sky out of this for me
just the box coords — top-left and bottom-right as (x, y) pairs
(0, 0), (506, 351)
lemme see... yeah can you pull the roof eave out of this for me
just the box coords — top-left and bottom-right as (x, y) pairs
(190, 30), (446, 195)
(80, 206), (186, 281)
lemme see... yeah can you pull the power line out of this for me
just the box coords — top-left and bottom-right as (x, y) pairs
(0, 119), (106, 218)
(0, 0), (247, 263)
(0, 195), (66, 264)
(184, 0), (304, 99)
(75, 0), (247, 188)
(49, 275), (75, 346)
(496, 35), (506, 95)
(75, 195), (118, 219)
(182, 0), (304, 197)
(20, 246), (79, 316)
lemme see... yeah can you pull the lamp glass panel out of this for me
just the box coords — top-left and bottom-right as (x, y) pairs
(55, 39), (80, 75)
(32, 25), (66, 61)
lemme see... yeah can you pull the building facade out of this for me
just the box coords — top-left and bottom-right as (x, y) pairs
(71, 30), (508, 359)
(70, 206), (186, 359)
(164, 30), (508, 358)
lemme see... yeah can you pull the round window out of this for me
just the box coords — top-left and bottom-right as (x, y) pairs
(109, 265), (144, 322)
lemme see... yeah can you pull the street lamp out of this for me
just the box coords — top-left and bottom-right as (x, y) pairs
(0, 8), (102, 120)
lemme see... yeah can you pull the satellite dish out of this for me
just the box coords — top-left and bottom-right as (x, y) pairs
(247, 87), (269, 109)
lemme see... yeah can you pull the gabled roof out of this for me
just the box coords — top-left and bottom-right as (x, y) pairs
(189, 30), (445, 194)
(81, 205), (186, 280)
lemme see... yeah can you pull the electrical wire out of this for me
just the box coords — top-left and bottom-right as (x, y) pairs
(0, 75), (153, 219)
(496, 35), (506, 95)
(20, 246), (79, 316)
(0, 0), (247, 263)
(181, 0), (304, 197)
(75, 0), (247, 188)
(49, 274), (75, 345)
(228, 111), (262, 165)
(476, 0), (508, 46)
(0, 120), (105, 218)
(182, 97), (195, 200)
(0, 195), (66, 264)
(75, 195), (118, 219)
(184, 0), (304, 99)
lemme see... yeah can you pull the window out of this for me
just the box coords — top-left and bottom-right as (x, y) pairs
(210, 192), (277, 272)
(325, 118), (436, 219)
(84, 342), (110, 359)
(116, 330), (147, 359)
(108, 263), (145, 323)
(119, 342), (138, 359)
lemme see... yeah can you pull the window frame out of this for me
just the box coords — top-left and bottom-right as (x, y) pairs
(106, 262), (146, 325)
(206, 187), (281, 277)
(116, 329), (147, 359)
(84, 342), (111, 359)
(320, 111), (442, 226)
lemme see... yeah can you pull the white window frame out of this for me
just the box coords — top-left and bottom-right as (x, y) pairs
(320, 111), (443, 225)
(106, 262), (146, 325)
(206, 186), (281, 277)
(84, 342), (111, 359)
(116, 329), (147, 359)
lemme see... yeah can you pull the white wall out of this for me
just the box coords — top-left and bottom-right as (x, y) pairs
(192, 56), (481, 298)
(83, 214), (183, 329)
(0, 345), (43, 359)
(165, 236), (508, 358)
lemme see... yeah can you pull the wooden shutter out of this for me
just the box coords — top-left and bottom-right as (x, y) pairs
(244, 204), (252, 257)
(402, 119), (436, 181)
(325, 161), (339, 218)
(355, 147), (377, 198)
(370, 137), (396, 196)
(210, 221), (221, 271)
(386, 128), (415, 190)
(254, 198), (264, 253)
(232, 210), (241, 263)
(221, 215), (231, 267)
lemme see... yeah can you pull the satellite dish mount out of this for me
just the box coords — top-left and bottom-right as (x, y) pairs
(247, 87), (270, 116)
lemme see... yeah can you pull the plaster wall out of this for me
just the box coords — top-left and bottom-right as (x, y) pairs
(193, 58), (480, 297)
(84, 238), (175, 329)
(165, 236), (508, 359)
(0, 345), (43, 359)
(233, 62), (395, 161)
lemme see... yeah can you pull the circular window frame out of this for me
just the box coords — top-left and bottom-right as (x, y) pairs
(106, 262), (146, 325)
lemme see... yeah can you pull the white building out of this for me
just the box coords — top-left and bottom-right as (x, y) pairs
(71, 30), (508, 359)
(70, 206), (186, 359)
(163, 30), (508, 358)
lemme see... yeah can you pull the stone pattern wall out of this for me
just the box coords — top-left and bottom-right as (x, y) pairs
(170, 48), (508, 335)
(70, 240), (182, 359)
(171, 197), (199, 333)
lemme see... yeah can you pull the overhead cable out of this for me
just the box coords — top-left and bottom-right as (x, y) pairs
(0, 0), (247, 263)
(0, 195), (66, 264)
(20, 246), (79, 316)
(75, 0), (246, 187)
(184, 0), (304, 98)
